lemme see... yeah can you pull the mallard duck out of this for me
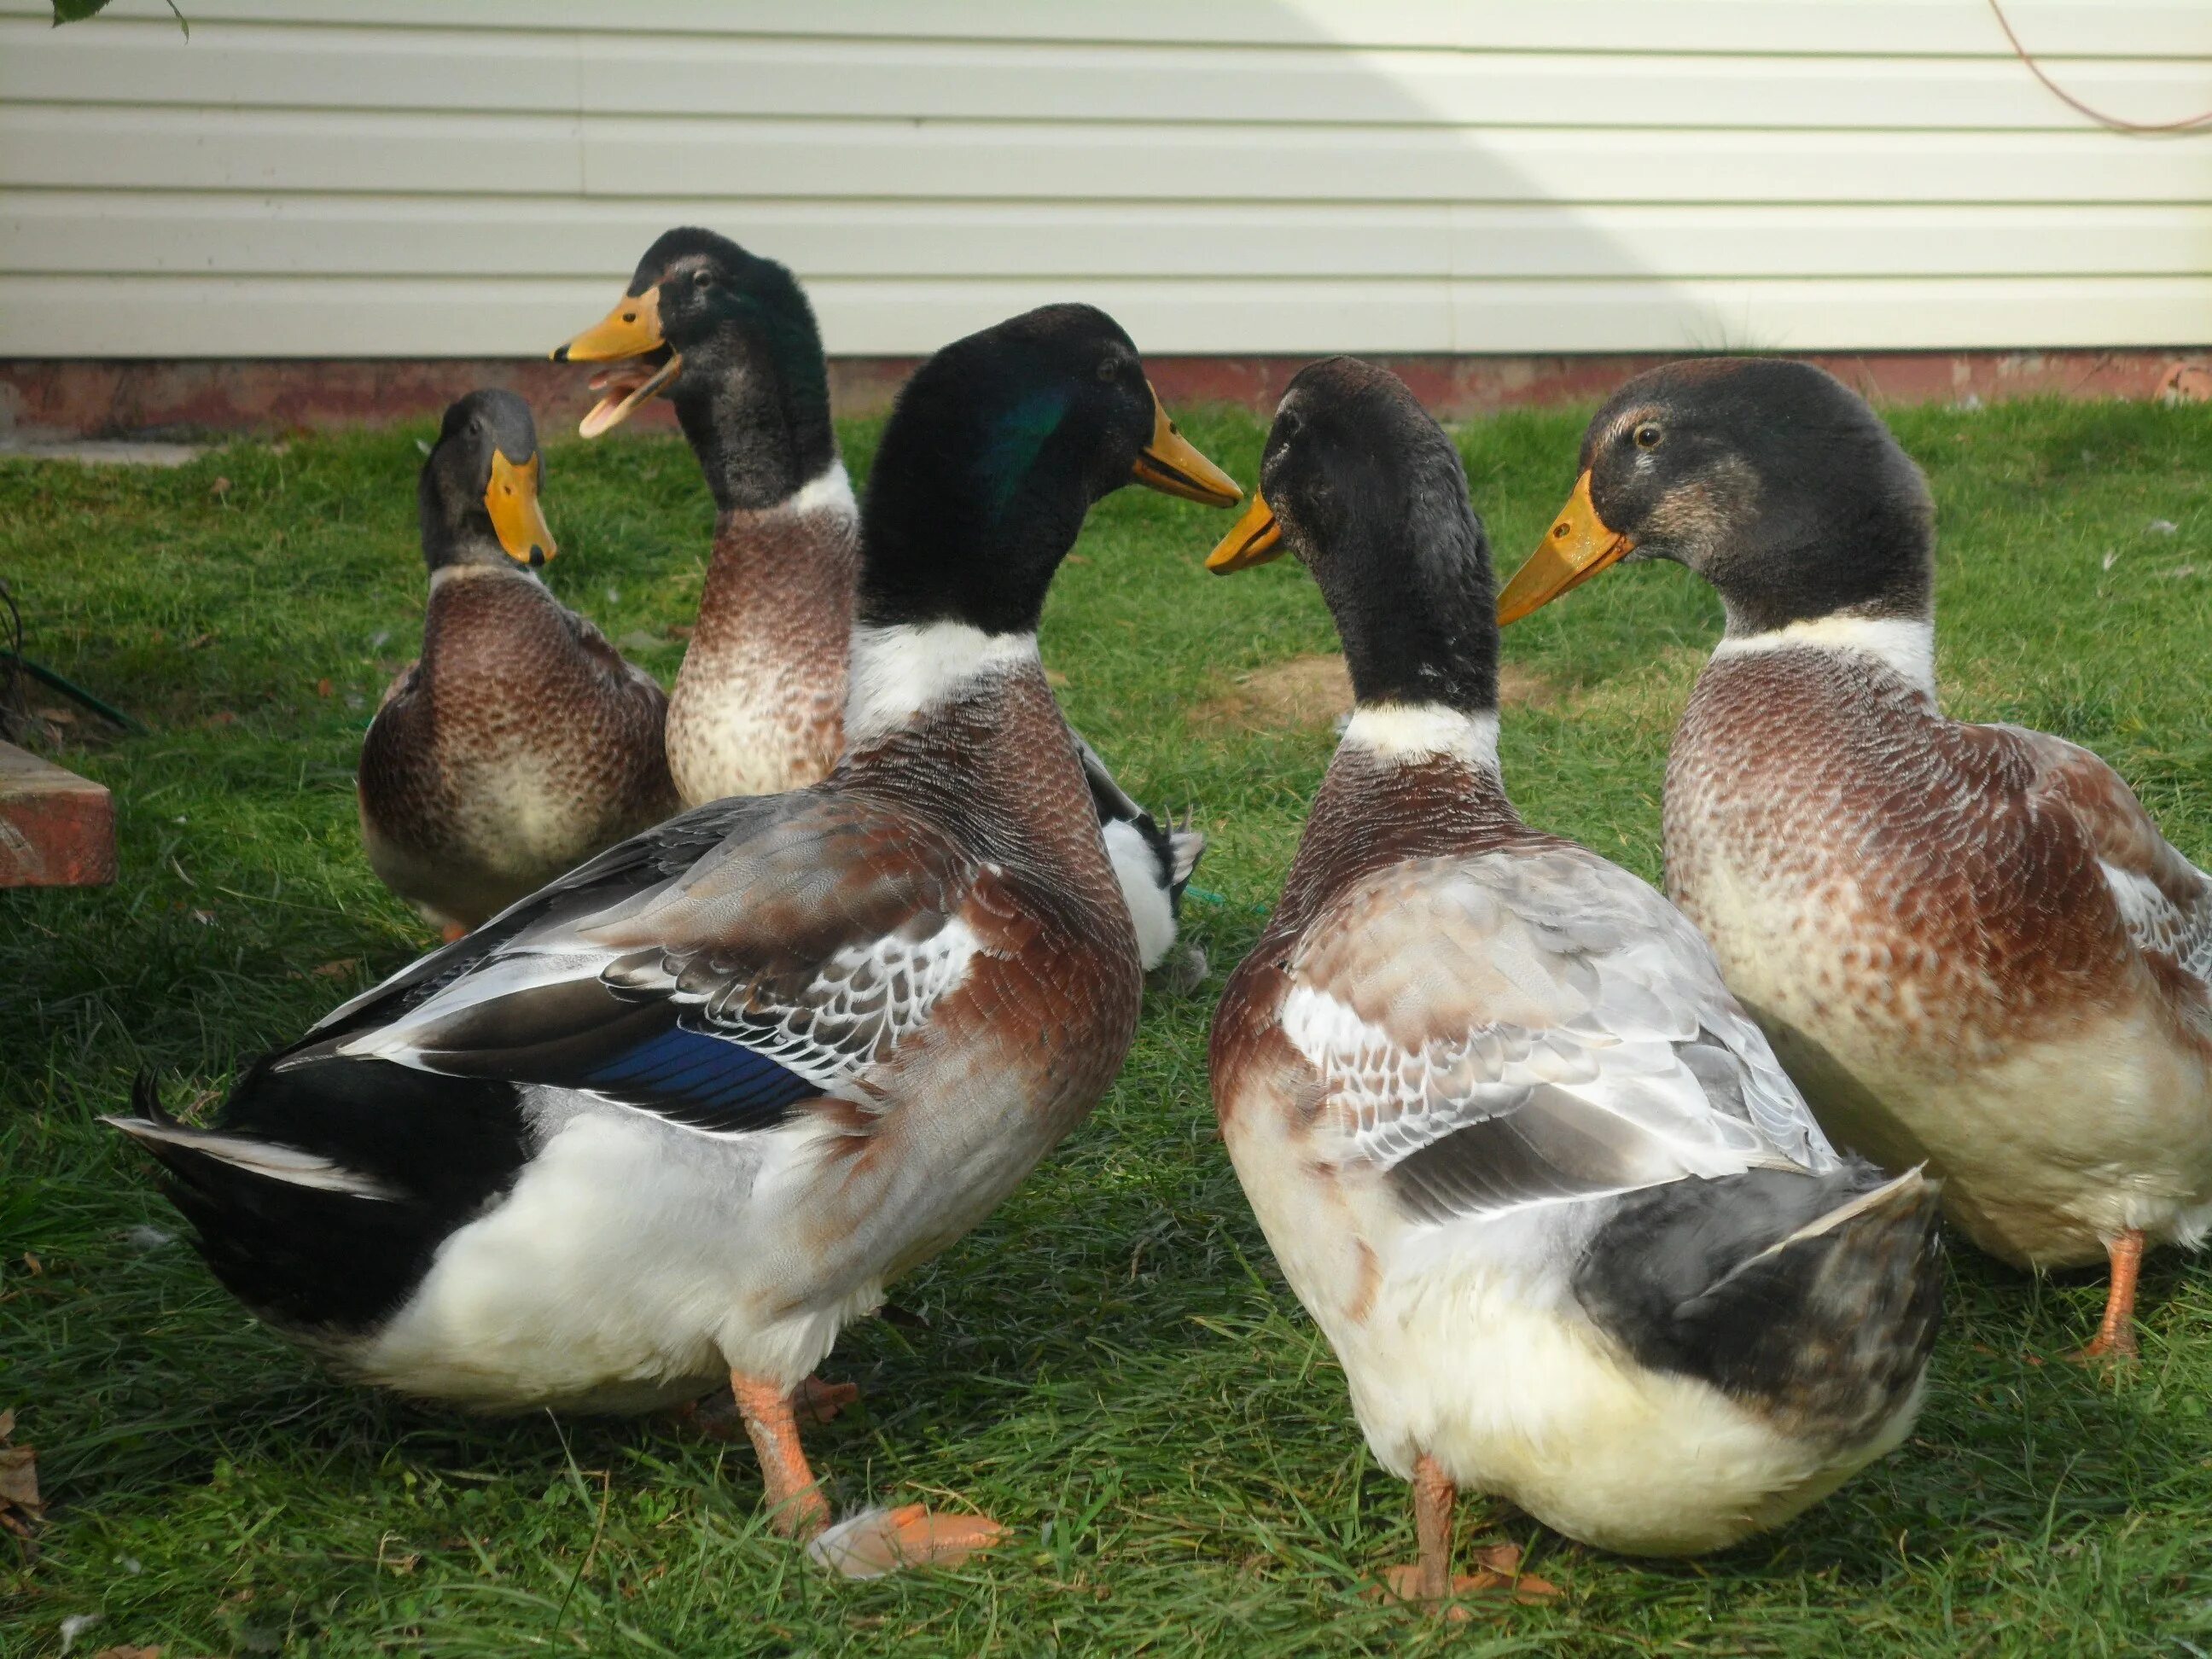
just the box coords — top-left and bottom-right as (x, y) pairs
(358, 391), (676, 939)
(555, 228), (853, 806)
(554, 227), (1214, 971)
(109, 304), (1241, 1578)
(1496, 356), (2212, 1361)
(1206, 358), (1941, 1597)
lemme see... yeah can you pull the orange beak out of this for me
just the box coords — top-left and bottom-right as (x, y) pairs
(1204, 492), (1284, 573)
(1130, 387), (1243, 507)
(553, 286), (680, 438)
(1495, 470), (1635, 625)
(484, 450), (556, 567)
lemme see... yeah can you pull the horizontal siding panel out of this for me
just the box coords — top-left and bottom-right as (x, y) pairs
(0, 20), (585, 117)
(8, 20), (2211, 130)
(3, 274), (2206, 357)
(6, 2), (2204, 358)
(0, 108), (587, 196)
(9, 195), (2210, 282)
(7, 108), (2208, 206)
(12, 0), (2212, 59)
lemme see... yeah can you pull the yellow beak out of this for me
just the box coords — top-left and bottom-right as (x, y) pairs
(1130, 387), (1243, 508)
(1495, 470), (1636, 625)
(553, 286), (680, 438)
(1205, 492), (1284, 573)
(484, 450), (556, 567)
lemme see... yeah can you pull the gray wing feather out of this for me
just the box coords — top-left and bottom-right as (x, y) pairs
(1285, 845), (1833, 1226)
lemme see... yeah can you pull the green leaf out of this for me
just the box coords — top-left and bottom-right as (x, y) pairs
(52, 0), (187, 33)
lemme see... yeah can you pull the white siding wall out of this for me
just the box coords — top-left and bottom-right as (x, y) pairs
(1, 0), (2208, 357)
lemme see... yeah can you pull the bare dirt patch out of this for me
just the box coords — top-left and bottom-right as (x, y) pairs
(1193, 653), (1554, 734)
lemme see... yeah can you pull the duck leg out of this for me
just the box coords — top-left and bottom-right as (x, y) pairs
(675, 1374), (858, 1438)
(730, 1371), (831, 1537)
(1412, 1453), (1455, 1600)
(1379, 1455), (1486, 1613)
(2074, 1228), (2145, 1363)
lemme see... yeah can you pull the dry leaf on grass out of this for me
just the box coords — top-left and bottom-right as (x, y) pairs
(0, 1409), (43, 1551)
(90, 1646), (163, 1659)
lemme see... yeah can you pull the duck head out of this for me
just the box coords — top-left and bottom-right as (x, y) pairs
(1496, 358), (1936, 635)
(553, 227), (835, 510)
(1208, 356), (1497, 717)
(419, 389), (556, 573)
(859, 303), (1241, 635)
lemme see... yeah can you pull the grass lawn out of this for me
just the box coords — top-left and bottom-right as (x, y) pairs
(6, 394), (2212, 1657)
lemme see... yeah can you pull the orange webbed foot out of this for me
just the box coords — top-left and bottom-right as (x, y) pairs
(2070, 1326), (2141, 1366)
(793, 1376), (859, 1424)
(1375, 1544), (1560, 1616)
(805, 1503), (1008, 1579)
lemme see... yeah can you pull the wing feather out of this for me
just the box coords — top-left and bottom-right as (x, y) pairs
(1285, 845), (1833, 1225)
(322, 793), (1001, 1135)
(2000, 723), (2212, 978)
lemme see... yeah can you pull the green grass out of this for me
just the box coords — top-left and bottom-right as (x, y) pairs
(6, 396), (2212, 1656)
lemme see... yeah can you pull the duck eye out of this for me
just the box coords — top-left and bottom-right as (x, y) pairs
(1096, 358), (1120, 384)
(1633, 422), (1664, 451)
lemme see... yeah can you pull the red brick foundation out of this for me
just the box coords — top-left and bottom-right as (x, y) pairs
(2, 350), (2203, 440)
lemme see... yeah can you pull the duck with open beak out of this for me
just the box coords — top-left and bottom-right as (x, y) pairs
(554, 282), (680, 439)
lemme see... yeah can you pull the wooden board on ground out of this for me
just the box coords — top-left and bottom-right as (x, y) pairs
(0, 739), (116, 888)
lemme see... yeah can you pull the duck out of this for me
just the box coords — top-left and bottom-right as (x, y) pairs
(1495, 356), (2212, 1361)
(554, 227), (853, 806)
(1205, 358), (1941, 1598)
(358, 390), (677, 940)
(554, 229), (1210, 973)
(110, 304), (1242, 1578)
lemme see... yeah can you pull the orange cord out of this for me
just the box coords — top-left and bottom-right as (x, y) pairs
(1986, 0), (2212, 134)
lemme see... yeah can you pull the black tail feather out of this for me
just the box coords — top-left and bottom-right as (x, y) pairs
(131, 1068), (179, 1126)
(1575, 1163), (1943, 1449)
(113, 1059), (529, 1336)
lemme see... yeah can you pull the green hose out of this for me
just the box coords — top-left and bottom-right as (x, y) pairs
(3, 653), (145, 733)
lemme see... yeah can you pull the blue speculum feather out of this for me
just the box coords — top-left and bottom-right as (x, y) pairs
(580, 1023), (814, 1132)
